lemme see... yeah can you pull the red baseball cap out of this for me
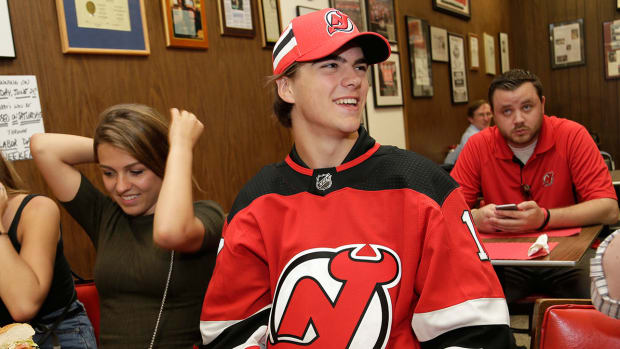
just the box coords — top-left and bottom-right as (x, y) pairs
(272, 8), (391, 75)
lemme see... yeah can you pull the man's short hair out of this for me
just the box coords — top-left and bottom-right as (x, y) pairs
(467, 99), (489, 118)
(488, 69), (544, 109)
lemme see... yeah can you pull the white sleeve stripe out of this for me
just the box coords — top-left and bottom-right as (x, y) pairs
(411, 297), (510, 342)
(233, 326), (268, 349)
(200, 305), (271, 345)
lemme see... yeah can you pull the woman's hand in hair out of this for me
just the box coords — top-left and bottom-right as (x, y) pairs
(168, 108), (204, 150)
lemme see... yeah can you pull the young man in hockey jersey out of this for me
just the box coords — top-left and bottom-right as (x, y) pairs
(199, 8), (516, 349)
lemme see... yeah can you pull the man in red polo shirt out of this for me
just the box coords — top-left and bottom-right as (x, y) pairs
(451, 69), (619, 302)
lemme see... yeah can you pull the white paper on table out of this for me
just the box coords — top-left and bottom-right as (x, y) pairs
(528, 233), (550, 257)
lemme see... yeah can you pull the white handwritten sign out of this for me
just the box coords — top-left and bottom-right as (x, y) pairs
(0, 75), (45, 161)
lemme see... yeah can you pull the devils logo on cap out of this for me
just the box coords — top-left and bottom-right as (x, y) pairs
(325, 10), (354, 36)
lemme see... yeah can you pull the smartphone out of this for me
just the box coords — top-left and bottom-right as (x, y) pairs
(496, 203), (518, 210)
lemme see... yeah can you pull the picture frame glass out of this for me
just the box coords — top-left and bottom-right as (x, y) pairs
(218, 0), (255, 37)
(406, 16), (433, 97)
(603, 20), (620, 79)
(162, 0), (208, 48)
(55, 0), (150, 55)
(499, 32), (510, 73)
(483, 32), (496, 75)
(366, 0), (397, 43)
(0, 0), (15, 58)
(258, 0), (280, 47)
(432, 0), (470, 19)
(430, 26), (448, 62)
(448, 33), (468, 104)
(373, 53), (403, 107)
(331, 0), (367, 31)
(549, 19), (585, 69)
(278, 0), (330, 31)
(468, 33), (479, 70)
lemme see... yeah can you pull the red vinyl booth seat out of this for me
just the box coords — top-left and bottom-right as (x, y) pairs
(539, 304), (620, 349)
(75, 282), (100, 343)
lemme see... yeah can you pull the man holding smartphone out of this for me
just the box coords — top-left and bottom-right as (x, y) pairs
(451, 69), (619, 302)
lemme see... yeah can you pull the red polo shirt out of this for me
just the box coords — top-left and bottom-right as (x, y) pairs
(451, 115), (617, 209)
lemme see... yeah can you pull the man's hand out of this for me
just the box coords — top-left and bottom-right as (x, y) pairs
(491, 201), (545, 232)
(472, 201), (546, 233)
(471, 204), (498, 233)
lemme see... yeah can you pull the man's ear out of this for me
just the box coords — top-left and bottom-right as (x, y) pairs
(541, 95), (546, 115)
(276, 77), (295, 104)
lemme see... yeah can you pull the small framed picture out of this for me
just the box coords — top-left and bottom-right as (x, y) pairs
(406, 16), (433, 98)
(549, 18), (585, 69)
(468, 33), (479, 70)
(448, 32), (468, 104)
(296, 6), (318, 16)
(258, 0), (281, 48)
(217, 0), (255, 37)
(432, 0), (470, 20)
(331, 0), (367, 31)
(366, 0), (397, 43)
(483, 32), (496, 75)
(430, 25), (449, 62)
(0, 0), (15, 58)
(278, 0), (330, 30)
(55, 0), (150, 55)
(161, 0), (208, 49)
(373, 52), (403, 107)
(498, 32), (510, 73)
(603, 20), (620, 79)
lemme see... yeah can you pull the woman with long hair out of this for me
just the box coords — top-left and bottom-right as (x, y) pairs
(30, 104), (224, 348)
(0, 153), (96, 348)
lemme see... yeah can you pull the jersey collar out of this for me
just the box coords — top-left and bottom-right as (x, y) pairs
(286, 126), (380, 176)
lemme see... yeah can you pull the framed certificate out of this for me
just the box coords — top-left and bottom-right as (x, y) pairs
(258, 0), (280, 47)
(55, 0), (150, 55)
(549, 18), (585, 69)
(217, 0), (255, 37)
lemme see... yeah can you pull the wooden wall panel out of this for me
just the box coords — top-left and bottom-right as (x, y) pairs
(0, 0), (291, 278)
(396, 0), (514, 162)
(510, 0), (620, 163)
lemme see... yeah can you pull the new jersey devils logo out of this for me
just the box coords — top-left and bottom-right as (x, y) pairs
(268, 244), (401, 348)
(542, 171), (554, 187)
(325, 10), (354, 36)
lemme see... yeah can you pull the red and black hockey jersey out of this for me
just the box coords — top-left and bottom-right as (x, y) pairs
(200, 128), (513, 348)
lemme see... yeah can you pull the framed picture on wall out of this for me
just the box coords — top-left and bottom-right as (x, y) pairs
(0, 0), (15, 58)
(498, 32), (509, 73)
(161, 0), (208, 49)
(603, 20), (620, 79)
(468, 33), (479, 70)
(279, 0), (329, 30)
(373, 52), (403, 107)
(406, 16), (433, 97)
(549, 18), (585, 69)
(432, 0), (470, 20)
(448, 32), (468, 104)
(366, 0), (397, 43)
(258, 0), (280, 47)
(296, 6), (318, 16)
(55, 0), (150, 55)
(331, 0), (367, 31)
(483, 32), (496, 75)
(430, 26), (448, 62)
(217, 0), (255, 37)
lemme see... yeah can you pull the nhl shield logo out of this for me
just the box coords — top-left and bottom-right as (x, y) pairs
(316, 173), (333, 191)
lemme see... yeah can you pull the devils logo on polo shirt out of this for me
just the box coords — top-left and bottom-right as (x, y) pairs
(325, 9), (354, 36)
(268, 244), (401, 347)
(542, 171), (554, 187)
